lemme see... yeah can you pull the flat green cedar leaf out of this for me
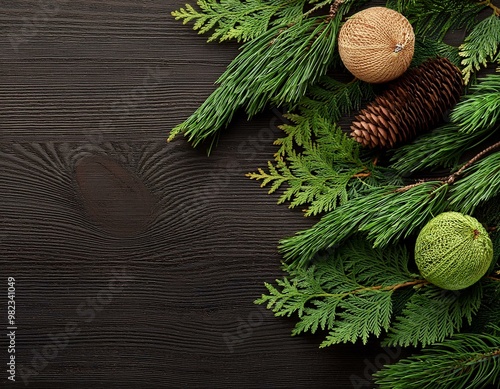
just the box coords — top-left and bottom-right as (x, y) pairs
(257, 237), (417, 345)
(321, 292), (393, 346)
(460, 14), (500, 84)
(249, 117), (378, 217)
(384, 283), (483, 348)
(293, 297), (342, 335)
(171, 0), (300, 43)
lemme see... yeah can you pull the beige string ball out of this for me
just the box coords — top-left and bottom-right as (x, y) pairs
(338, 7), (415, 83)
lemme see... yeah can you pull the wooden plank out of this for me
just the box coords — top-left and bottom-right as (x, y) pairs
(0, 0), (238, 141)
(0, 129), (397, 387)
(0, 0), (480, 387)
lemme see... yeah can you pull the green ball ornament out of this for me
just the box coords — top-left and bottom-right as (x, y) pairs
(414, 212), (493, 290)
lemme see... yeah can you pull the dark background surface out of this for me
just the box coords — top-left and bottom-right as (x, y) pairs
(0, 0), (474, 388)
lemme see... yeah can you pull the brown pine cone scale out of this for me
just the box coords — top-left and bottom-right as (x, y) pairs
(350, 57), (464, 149)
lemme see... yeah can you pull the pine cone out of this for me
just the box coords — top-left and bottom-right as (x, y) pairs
(350, 57), (463, 149)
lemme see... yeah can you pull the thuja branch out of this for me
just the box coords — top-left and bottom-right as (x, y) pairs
(310, 278), (430, 300)
(281, 147), (499, 266)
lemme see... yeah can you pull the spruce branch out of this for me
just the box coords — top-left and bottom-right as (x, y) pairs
(169, 0), (367, 149)
(450, 146), (500, 213)
(450, 73), (500, 135)
(395, 140), (500, 192)
(390, 122), (499, 176)
(280, 182), (449, 267)
(393, 141), (500, 219)
(385, 0), (416, 13)
(374, 326), (500, 389)
(448, 140), (500, 183)
(411, 37), (461, 67)
(400, 0), (485, 40)
(168, 19), (332, 148)
(390, 74), (500, 174)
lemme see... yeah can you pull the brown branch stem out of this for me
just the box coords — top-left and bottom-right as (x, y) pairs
(313, 278), (430, 300)
(396, 140), (500, 193)
(353, 172), (371, 178)
(446, 140), (500, 184)
(327, 0), (344, 21)
(479, 0), (500, 16)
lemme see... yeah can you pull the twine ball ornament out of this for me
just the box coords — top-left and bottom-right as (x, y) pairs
(338, 7), (415, 83)
(414, 212), (494, 291)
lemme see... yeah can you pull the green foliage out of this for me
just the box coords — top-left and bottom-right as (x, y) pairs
(451, 74), (500, 135)
(274, 77), (374, 155)
(450, 149), (500, 214)
(169, 15), (339, 148)
(173, 0), (500, 384)
(466, 278), (500, 335)
(256, 237), (497, 348)
(399, 0), (484, 40)
(411, 37), (461, 67)
(256, 238), (415, 346)
(383, 284), (483, 347)
(247, 115), (386, 216)
(169, 0), (369, 148)
(279, 182), (449, 268)
(385, 0), (416, 13)
(170, 0), (500, 150)
(460, 14), (500, 84)
(171, 0), (307, 43)
(390, 124), (476, 174)
(280, 162), (500, 268)
(374, 326), (500, 389)
(390, 74), (500, 175)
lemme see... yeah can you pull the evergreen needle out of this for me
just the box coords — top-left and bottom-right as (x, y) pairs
(374, 327), (500, 389)
(168, 1), (366, 149)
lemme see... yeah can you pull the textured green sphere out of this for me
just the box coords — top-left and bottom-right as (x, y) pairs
(415, 212), (493, 290)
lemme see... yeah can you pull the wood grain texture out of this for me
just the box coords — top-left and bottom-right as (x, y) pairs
(0, 0), (466, 387)
(0, 134), (395, 388)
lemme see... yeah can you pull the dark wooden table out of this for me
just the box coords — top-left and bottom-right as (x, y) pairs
(0, 1), (463, 388)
